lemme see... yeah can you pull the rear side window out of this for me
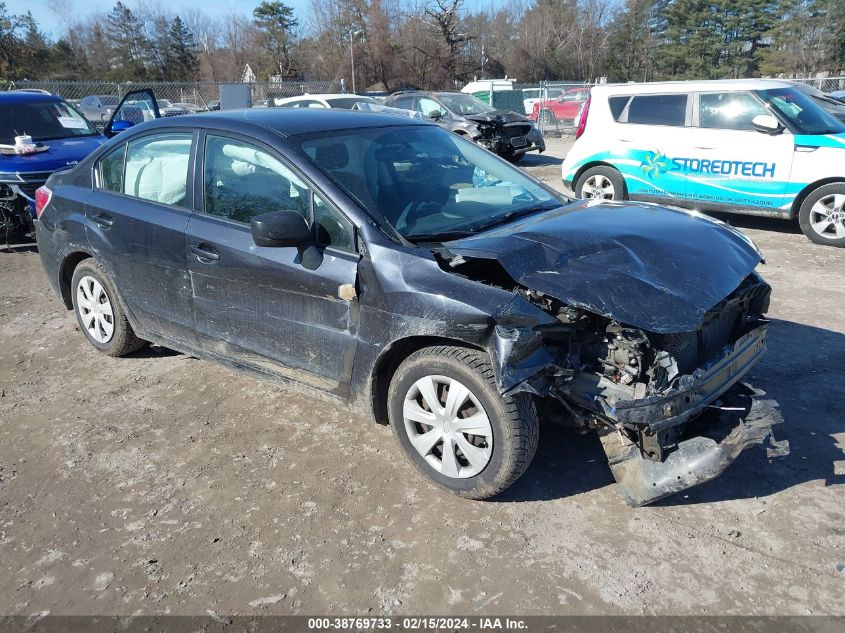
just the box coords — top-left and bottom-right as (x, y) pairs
(124, 133), (192, 207)
(608, 96), (630, 121)
(626, 94), (688, 126)
(391, 96), (415, 110)
(98, 144), (126, 193)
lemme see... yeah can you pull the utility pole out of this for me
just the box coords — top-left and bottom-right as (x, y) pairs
(346, 28), (363, 94)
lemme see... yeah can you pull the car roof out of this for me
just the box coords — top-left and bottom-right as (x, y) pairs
(278, 94), (370, 102)
(134, 107), (429, 137)
(0, 92), (63, 104)
(595, 78), (797, 95)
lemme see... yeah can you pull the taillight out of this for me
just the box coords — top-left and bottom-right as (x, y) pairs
(35, 185), (52, 218)
(575, 94), (591, 139)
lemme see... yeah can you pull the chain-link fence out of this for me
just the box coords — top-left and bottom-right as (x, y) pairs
(1, 79), (344, 127)
(790, 76), (845, 94)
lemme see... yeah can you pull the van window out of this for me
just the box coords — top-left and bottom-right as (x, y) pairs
(609, 96), (630, 121)
(627, 94), (688, 126)
(699, 92), (767, 130)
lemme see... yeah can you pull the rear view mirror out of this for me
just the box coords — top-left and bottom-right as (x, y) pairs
(250, 210), (322, 269)
(752, 114), (782, 134)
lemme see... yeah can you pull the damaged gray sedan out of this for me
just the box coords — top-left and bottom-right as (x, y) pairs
(35, 105), (787, 505)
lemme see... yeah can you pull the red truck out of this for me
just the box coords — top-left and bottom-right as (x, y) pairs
(531, 87), (590, 125)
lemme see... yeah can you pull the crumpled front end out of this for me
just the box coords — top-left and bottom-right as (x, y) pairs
(464, 110), (545, 157)
(493, 274), (788, 505)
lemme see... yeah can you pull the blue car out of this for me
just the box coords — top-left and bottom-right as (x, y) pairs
(0, 91), (106, 238)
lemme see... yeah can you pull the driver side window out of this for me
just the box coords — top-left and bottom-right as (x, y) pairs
(203, 135), (310, 224)
(417, 97), (446, 118)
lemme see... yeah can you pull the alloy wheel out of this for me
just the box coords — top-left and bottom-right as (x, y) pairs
(583, 174), (616, 200)
(810, 193), (845, 240)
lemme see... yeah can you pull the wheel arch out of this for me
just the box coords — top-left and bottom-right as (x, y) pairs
(572, 161), (623, 189)
(790, 177), (845, 219)
(368, 335), (485, 425)
(58, 251), (95, 309)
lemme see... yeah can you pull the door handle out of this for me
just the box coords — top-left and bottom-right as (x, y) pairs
(191, 244), (220, 262)
(92, 214), (113, 228)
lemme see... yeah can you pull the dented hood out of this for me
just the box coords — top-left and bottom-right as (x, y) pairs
(444, 200), (763, 333)
(464, 110), (530, 125)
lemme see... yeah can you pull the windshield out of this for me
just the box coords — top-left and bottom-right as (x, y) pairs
(0, 100), (98, 144)
(99, 96), (119, 106)
(756, 87), (845, 134)
(297, 125), (563, 241)
(326, 97), (375, 109)
(437, 93), (494, 116)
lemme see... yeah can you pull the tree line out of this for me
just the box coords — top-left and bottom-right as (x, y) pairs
(1, 0), (844, 89)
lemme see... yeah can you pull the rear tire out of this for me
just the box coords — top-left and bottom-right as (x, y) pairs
(575, 166), (627, 201)
(71, 259), (147, 356)
(798, 183), (845, 247)
(388, 346), (539, 500)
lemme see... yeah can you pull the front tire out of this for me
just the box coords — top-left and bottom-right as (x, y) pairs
(388, 346), (539, 499)
(798, 183), (845, 247)
(71, 259), (147, 356)
(575, 166), (627, 201)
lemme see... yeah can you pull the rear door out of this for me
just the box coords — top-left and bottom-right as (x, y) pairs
(613, 92), (693, 203)
(186, 131), (360, 390)
(85, 129), (197, 346)
(682, 91), (795, 213)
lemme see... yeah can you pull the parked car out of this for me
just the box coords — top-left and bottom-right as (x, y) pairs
(385, 91), (545, 163)
(828, 90), (845, 103)
(78, 95), (121, 122)
(521, 87), (563, 117)
(34, 91), (787, 505)
(252, 99), (269, 108)
(0, 91), (105, 236)
(156, 99), (187, 117)
(172, 101), (208, 113)
(531, 87), (590, 125)
(789, 81), (845, 124)
(207, 100), (221, 111)
(562, 79), (845, 247)
(274, 93), (376, 109)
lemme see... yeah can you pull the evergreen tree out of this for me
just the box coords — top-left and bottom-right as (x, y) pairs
(105, 1), (150, 80)
(253, 1), (299, 76)
(168, 16), (199, 81)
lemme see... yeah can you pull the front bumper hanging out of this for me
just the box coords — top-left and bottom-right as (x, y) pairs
(599, 383), (789, 507)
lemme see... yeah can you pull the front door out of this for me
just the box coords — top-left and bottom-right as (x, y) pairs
(680, 91), (795, 214)
(85, 129), (197, 345)
(186, 132), (360, 390)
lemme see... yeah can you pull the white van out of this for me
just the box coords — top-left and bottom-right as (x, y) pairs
(561, 79), (845, 246)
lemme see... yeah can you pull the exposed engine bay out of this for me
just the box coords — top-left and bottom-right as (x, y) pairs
(464, 111), (536, 158)
(0, 183), (35, 244)
(434, 243), (788, 505)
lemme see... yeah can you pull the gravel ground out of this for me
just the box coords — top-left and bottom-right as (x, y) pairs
(0, 137), (843, 616)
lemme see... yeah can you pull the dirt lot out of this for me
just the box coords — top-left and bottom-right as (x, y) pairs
(0, 137), (843, 616)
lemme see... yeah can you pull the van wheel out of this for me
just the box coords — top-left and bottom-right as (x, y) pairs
(798, 183), (845, 247)
(387, 346), (539, 500)
(575, 166), (626, 201)
(71, 259), (147, 356)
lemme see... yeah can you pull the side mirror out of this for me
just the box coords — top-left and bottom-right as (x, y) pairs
(250, 210), (322, 269)
(752, 114), (782, 134)
(251, 210), (311, 247)
(110, 120), (134, 134)
(427, 110), (443, 120)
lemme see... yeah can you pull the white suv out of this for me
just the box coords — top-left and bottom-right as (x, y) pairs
(562, 79), (845, 247)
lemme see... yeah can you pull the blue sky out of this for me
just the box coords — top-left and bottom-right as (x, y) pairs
(8, 0), (508, 39)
